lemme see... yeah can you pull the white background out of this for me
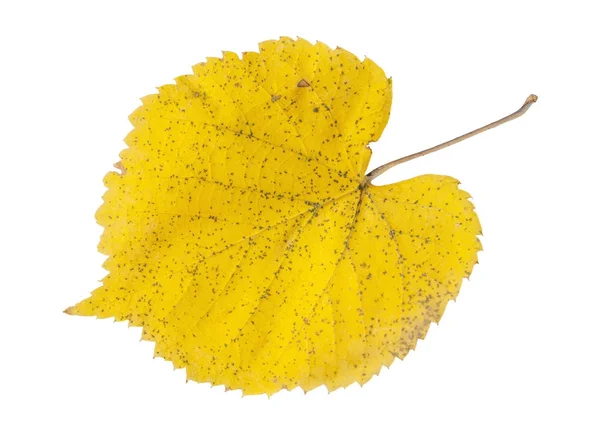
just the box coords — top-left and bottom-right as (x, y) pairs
(1, 1), (599, 438)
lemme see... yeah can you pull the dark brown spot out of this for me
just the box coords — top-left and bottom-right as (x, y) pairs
(297, 79), (310, 88)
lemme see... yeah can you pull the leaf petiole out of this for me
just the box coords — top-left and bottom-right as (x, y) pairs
(366, 94), (538, 182)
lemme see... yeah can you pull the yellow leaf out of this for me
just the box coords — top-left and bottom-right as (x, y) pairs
(66, 37), (482, 395)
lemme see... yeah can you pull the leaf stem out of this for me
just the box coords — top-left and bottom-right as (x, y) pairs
(366, 94), (538, 182)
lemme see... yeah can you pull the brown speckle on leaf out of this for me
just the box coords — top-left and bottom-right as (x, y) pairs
(297, 79), (310, 88)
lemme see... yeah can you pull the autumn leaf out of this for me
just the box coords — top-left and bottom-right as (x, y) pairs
(65, 37), (535, 395)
